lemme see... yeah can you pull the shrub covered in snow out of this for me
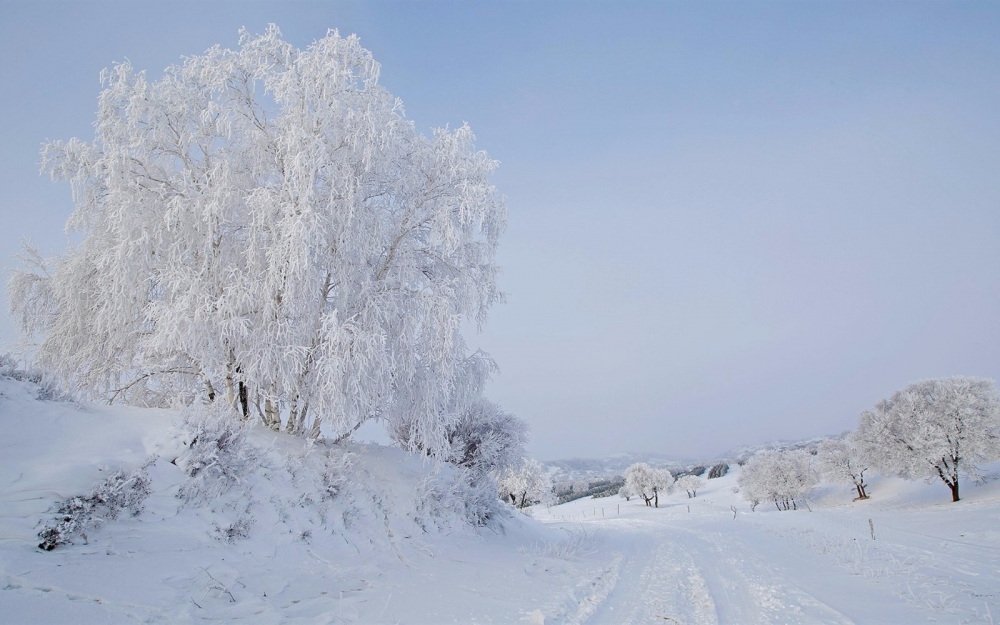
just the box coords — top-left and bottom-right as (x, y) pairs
(213, 503), (256, 543)
(175, 404), (260, 504)
(0, 354), (71, 402)
(38, 460), (153, 550)
(415, 465), (510, 529)
(443, 399), (528, 476)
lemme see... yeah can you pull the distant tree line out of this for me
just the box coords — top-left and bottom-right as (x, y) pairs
(735, 376), (1000, 510)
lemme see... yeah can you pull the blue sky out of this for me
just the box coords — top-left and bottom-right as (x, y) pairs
(3, 2), (1000, 460)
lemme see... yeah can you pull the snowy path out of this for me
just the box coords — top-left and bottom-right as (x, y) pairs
(534, 494), (998, 625)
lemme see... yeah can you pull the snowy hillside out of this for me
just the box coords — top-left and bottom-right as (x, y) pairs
(0, 377), (605, 623)
(544, 435), (836, 486)
(3, 373), (999, 623)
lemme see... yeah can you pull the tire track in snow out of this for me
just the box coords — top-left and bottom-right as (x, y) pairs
(583, 520), (717, 625)
(579, 518), (859, 625)
(672, 525), (861, 625)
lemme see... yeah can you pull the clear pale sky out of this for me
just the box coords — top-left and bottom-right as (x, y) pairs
(3, 1), (999, 461)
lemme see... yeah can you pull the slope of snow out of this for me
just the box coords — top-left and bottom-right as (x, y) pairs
(0, 377), (610, 623)
(3, 373), (999, 623)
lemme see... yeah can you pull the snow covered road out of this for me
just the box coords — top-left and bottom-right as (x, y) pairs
(534, 480), (1000, 624)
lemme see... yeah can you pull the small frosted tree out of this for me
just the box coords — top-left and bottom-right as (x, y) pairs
(618, 485), (632, 501)
(9, 26), (506, 455)
(856, 377), (1000, 502)
(499, 459), (552, 509)
(676, 474), (703, 498)
(441, 399), (527, 476)
(738, 450), (817, 511)
(817, 435), (870, 500)
(624, 462), (673, 507)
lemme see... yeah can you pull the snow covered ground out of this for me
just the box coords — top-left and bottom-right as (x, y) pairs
(535, 470), (1000, 624)
(2, 375), (999, 623)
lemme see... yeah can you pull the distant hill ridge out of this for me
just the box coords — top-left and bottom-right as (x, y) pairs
(543, 434), (841, 486)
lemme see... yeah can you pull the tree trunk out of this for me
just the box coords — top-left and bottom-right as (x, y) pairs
(286, 397), (299, 434)
(295, 402), (309, 434)
(203, 377), (216, 402)
(950, 481), (960, 502)
(238, 381), (249, 420)
(264, 397), (279, 431)
(224, 358), (236, 409)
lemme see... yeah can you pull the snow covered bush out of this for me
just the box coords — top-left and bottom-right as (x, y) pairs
(856, 377), (1000, 502)
(0, 354), (70, 402)
(318, 448), (353, 502)
(415, 465), (509, 529)
(213, 503), (256, 543)
(676, 474), (703, 498)
(618, 485), (632, 501)
(38, 461), (153, 550)
(624, 462), (673, 507)
(10, 25), (506, 453)
(175, 404), (259, 504)
(817, 435), (870, 500)
(441, 398), (527, 476)
(738, 450), (817, 511)
(499, 458), (553, 509)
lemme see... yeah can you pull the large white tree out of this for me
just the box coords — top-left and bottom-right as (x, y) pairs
(624, 462), (673, 508)
(856, 377), (1000, 502)
(9, 26), (506, 453)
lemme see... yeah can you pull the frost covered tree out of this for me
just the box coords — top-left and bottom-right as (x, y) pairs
(738, 450), (817, 511)
(440, 399), (527, 476)
(9, 26), (506, 454)
(676, 474), (703, 498)
(817, 435), (870, 500)
(498, 458), (552, 509)
(624, 462), (673, 507)
(856, 377), (1000, 502)
(707, 462), (729, 479)
(618, 485), (632, 501)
